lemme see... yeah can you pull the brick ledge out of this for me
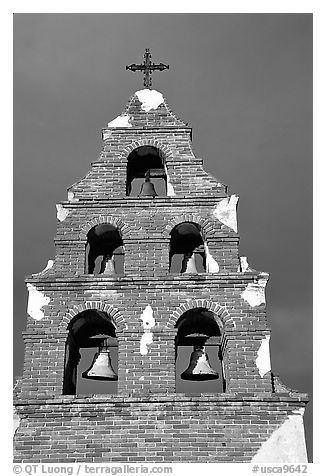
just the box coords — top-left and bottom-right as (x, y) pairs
(14, 392), (309, 407)
(25, 272), (268, 284)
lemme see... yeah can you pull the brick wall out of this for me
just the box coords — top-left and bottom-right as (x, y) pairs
(53, 201), (239, 276)
(14, 395), (307, 463)
(19, 275), (273, 397)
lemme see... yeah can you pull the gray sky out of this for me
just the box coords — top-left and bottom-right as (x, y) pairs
(13, 13), (312, 460)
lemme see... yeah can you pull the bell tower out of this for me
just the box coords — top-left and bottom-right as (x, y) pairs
(14, 50), (308, 463)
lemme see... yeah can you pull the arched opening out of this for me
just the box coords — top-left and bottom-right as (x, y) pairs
(63, 309), (118, 395)
(126, 146), (167, 197)
(169, 222), (206, 273)
(175, 308), (224, 394)
(85, 224), (124, 275)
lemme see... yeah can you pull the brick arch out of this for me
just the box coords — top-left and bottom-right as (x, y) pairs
(120, 139), (173, 163)
(59, 301), (127, 333)
(163, 215), (216, 240)
(79, 215), (132, 241)
(166, 299), (231, 330)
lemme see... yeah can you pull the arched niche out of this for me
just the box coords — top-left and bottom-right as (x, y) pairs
(126, 146), (167, 196)
(169, 222), (206, 273)
(175, 308), (224, 394)
(86, 224), (124, 275)
(63, 309), (118, 395)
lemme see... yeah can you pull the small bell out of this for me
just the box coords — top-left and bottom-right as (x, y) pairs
(181, 345), (219, 381)
(138, 171), (157, 197)
(181, 252), (198, 273)
(82, 339), (118, 381)
(99, 254), (116, 275)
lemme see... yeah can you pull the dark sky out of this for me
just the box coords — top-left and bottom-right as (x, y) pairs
(13, 13), (313, 460)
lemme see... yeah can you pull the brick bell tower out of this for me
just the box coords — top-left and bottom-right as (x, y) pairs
(14, 50), (308, 463)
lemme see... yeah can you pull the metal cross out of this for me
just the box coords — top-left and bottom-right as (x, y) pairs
(126, 49), (169, 89)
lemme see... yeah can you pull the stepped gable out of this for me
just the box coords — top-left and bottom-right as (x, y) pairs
(66, 88), (225, 200)
(104, 89), (187, 132)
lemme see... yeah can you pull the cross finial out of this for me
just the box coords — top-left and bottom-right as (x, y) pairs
(126, 49), (169, 89)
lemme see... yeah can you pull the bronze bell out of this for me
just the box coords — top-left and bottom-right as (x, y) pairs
(181, 345), (219, 381)
(181, 252), (198, 274)
(138, 171), (157, 197)
(99, 254), (116, 275)
(82, 339), (118, 381)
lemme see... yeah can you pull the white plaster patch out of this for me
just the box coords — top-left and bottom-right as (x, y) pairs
(140, 332), (153, 355)
(107, 114), (132, 128)
(56, 204), (70, 222)
(42, 260), (54, 273)
(241, 277), (268, 307)
(212, 195), (239, 232)
(34, 259), (54, 275)
(166, 179), (175, 196)
(293, 408), (305, 417)
(238, 256), (249, 272)
(27, 284), (50, 321)
(256, 335), (271, 378)
(251, 409), (308, 462)
(140, 305), (155, 330)
(164, 164), (175, 196)
(67, 190), (78, 202)
(139, 305), (155, 355)
(13, 407), (20, 436)
(204, 242), (219, 273)
(135, 89), (164, 112)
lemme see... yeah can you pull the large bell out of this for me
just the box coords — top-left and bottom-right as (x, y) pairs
(82, 339), (118, 381)
(181, 252), (198, 273)
(138, 171), (157, 197)
(181, 345), (219, 381)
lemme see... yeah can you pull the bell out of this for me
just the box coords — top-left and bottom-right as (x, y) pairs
(181, 252), (198, 273)
(138, 171), (157, 197)
(181, 345), (219, 381)
(82, 339), (118, 381)
(99, 254), (116, 275)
